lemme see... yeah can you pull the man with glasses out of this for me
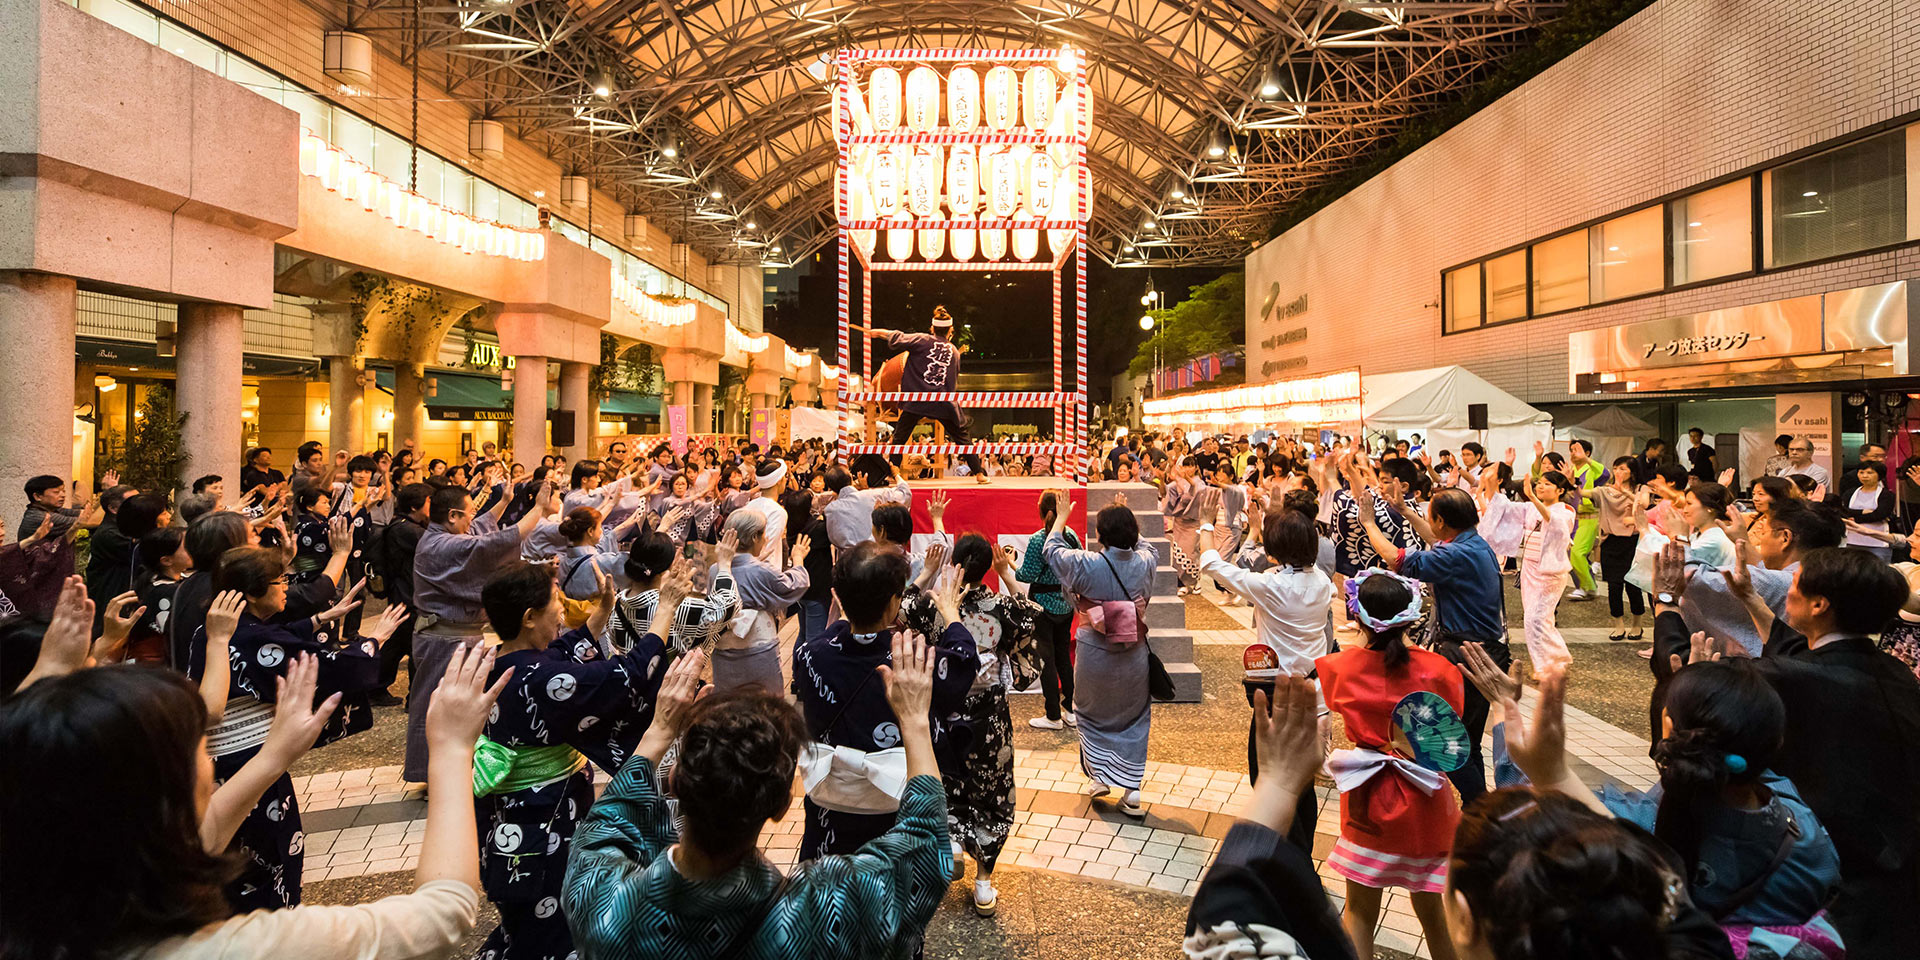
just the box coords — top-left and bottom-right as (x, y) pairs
(403, 478), (560, 782)
(1773, 438), (1831, 487)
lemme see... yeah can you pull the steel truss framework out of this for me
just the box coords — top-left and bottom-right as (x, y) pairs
(319, 0), (1566, 268)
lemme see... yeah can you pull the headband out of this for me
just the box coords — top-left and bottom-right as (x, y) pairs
(1344, 568), (1425, 633)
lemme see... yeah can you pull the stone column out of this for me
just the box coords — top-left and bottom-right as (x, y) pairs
(557, 361), (594, 463)
(692, 383), (715, 437)
(669, 381), (694, 421)
(391, 362), (428, 455)
(511, 356), (549, 466)
(0, 272), (78, 527)
(176, 303), (246, 488)
(326, 357), (365, 456)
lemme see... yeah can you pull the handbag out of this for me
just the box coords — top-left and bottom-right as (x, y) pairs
(1101, 554), (1175, 702)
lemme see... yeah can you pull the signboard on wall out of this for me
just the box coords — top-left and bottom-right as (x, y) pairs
(667, 405), (689, 456)
(750, 408), (772, 447)
(1775, 393), (1835, 479)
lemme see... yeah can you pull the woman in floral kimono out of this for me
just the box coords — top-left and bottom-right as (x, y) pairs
(902, 533), (1040, 917)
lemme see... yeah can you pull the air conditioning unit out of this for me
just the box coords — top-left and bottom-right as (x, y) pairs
(468, 119), (505, 162)
(323, 31), (374, 86)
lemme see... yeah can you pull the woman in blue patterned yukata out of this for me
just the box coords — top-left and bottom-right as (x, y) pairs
(563, 627), (954, 960)
(470, 558), (681, 960)
(187, 545), (409, 912)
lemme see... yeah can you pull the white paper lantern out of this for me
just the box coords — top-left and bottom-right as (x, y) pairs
(1028, 153), (1057, 217)
(983, 66), (1018, 131)
(885, 209), (915, 261)
(907, 146), (942, 217)
(1048, 164), (1078, 254)
(905, 66), (941, 132)
(1023, 67), (1057, 130)
(917, 222), (946, 260)
(946, 146), (978, 216)
(868, 67), (902, 132)
(870, 149), (900, 216)
(950, 211), (976, 261)
(979, 223), (1007, 261)
(849, 168), (878, 257)
(988, 148), (1023, 218)
(946, 66), (980, 133)
(1011, 205), (1040, 261)
(1045, 81), (1078, 169)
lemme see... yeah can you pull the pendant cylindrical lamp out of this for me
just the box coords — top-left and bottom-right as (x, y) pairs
(560, 175), (590, 207)
(469, 119), (505, 161)
(322, 31), (374, 86)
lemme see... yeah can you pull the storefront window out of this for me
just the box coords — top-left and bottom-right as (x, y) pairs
(1590, 206), (1662, 301)
(1443, 264), (1482, 333)
(1766, 127), (1907, 267)
(1670, 179), (1754, 284)
(1486, 249), (1527, 323)
(1530, 230), (1588, 314)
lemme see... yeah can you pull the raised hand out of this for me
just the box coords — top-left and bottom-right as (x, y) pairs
(878, 632), (935, 720)
(362, 602), (410, 643)
(931, 564), (965, 626)
(1460, 641), (1521, 706)
(1253, 676), (1324, 798)
(1500, 660), (1570, 785)
(1652, 539), (1691, 600)
(927, 490), (950, 523)
(424, 643), (510, 752)
(790, 533), (813, 566)
(714, 528), (739, 566)
(1718, 467), (1736, 487)
(24, 577), (95, 686)
(20, 513), (52, 548)
(258, 653), (343, 769)
(316, 579), (367, 624)
(1725, 539), (1755, 597)
(648, 647), (709, 743)
(96, 591), (146, 662)
(206, 590), (246, 649)
(328, 514), (354, 554)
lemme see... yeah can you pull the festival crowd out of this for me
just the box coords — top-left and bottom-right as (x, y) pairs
(1, 421), (1916, 960)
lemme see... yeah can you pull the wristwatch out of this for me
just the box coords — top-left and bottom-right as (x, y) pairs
(1656, 591), (1676, 605)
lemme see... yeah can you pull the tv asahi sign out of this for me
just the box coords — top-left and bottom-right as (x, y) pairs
(1258, 281), (1309, 377)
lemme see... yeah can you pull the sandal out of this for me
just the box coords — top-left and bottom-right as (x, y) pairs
(1628, 630), (1644, 642)
(1608, 631), (1626, 642)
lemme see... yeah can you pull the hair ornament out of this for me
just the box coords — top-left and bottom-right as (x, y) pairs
(1344, 568), (1425, 632)
(1724, 753), (1748, 774)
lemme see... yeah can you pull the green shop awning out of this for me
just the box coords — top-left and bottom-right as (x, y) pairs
(374, 371), (658, 422)
(375, 369), (512, 422)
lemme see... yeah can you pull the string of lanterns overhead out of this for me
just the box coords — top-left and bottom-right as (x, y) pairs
(298, 129), (547, 262)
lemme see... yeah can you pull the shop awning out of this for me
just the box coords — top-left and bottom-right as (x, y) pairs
(375, 369), (511, 421)
(599, 391), (661, 417)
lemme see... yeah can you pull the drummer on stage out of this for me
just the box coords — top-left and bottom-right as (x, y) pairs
(863, 305), (988, 482)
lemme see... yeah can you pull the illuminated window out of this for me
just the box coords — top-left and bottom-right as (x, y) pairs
(1765, 127), (1906, 267)
(1486, 249), (1528, 323)
(1530, 230), (1588, 314)
(1590, 206), (1662, 301)
(1671, 179), (1754, 284)
(1443, 265), (1482, 333)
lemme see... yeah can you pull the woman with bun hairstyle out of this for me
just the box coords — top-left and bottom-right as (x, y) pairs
(1481, 656), (1840, 958)
(556, 506), (648, 602)
(1518, 468), (1577, 671)
(565, 631), (956, 959)
(1314, 569), (1465, 960)
(605, 529), (740, 658)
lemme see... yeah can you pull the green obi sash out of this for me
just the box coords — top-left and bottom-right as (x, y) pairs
(471, 736), (588, 796)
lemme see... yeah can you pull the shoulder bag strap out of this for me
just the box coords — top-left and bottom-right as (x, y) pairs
(815, 659), (881, 743)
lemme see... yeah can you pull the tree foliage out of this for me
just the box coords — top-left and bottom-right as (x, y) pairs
(107, 387), (190, 495)
(1127, 271), (1244, 379)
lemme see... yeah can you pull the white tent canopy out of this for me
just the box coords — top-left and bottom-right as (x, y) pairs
(1362, 365), (1552, 459)
(1554, 404), (1655, 465)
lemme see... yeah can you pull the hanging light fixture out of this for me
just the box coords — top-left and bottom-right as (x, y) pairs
(1206, 130), (1228, 158)
(589, 67), (617, 99)
(1257, 63), (1283, 99)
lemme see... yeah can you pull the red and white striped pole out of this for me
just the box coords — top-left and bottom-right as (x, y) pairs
(834, 48), (851, 464)
(1073, 61), (1090, 483)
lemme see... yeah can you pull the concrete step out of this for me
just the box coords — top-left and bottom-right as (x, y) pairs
(1145, 595), (1187, 630)
(1145, 630), (1191, 663)
(1163, 661), (1204, 703)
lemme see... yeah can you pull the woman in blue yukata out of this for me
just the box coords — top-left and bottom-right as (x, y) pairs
(188, 545), (409, 912)
(563, 628), (955, 960)
(470, 558), (682, 960)
(790, 541), (979, 862)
